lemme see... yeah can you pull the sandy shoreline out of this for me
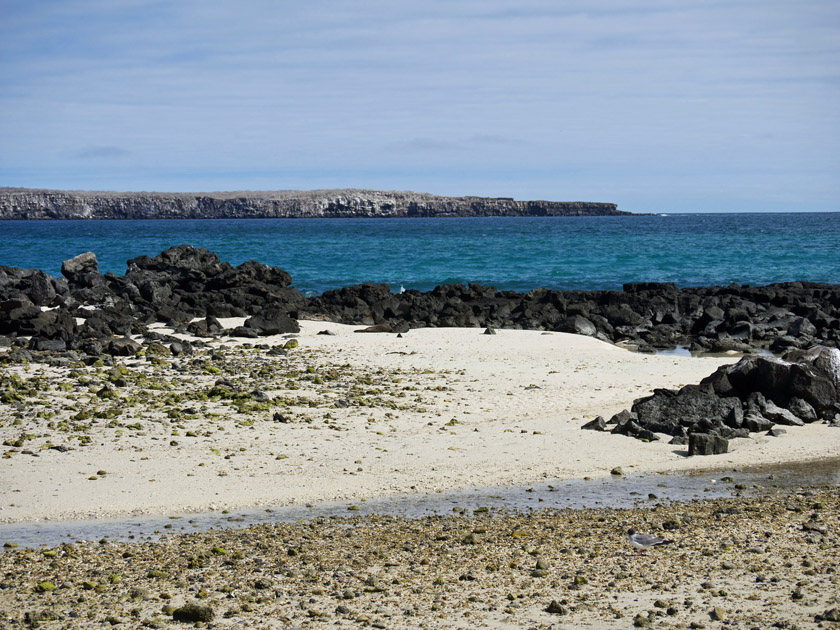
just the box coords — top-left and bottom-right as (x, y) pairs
(1, 321), (838, 524)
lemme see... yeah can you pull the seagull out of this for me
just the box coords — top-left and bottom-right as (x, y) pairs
(627, 528), (673, 555)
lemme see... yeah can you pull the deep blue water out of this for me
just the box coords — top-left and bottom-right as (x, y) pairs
(1, 213), (838, 295)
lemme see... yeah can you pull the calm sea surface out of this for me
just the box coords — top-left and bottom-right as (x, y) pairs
(1, 213), (838, 295)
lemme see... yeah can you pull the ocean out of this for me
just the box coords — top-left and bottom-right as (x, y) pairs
(1, 213), (838, 295)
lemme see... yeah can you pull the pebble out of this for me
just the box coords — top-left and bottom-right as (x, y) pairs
(0, 488), (836, 629)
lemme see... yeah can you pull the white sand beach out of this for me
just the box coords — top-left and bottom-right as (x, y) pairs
(1, 321), (838, 524)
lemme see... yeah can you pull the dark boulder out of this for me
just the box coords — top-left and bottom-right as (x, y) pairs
(28, 337), (67, 352)
(688, 433), (728, 456)
(140, 280), (173, 304)
(770, 335), (803, 352)
(788, 362), (837, 416)
(156, 305), (193, 325)
(608, 409), (636, 425)
(722, 427), (751, 439)
(691, 306), (725, 335)
(168, 341), (192, 356)
(79, 339), (104, 356)
(800, 346), (840, 389)
(391, 320), (411, 334)
(106, 275), (142, 302)
(228, 326), (260, 339)
(243, 307), (300, 335)
(712, 355), (837, 411)
(724, 404), (744, 428)
(743, 412), (774, 432)
(0, 298), (40, 334)
(172, 602), (214, 622)
(603, 304), (644, 327)
(186, 316), (223, 337)
(24, 309), (77, 341)
(610, 346), (840, 450)
(61, 252), (99, 285)
(788, 317), (817, 338)
(632, 384), (740, 437)
(611, 419), (644, 437)
(719, 356), (790, 399)
(186, 319), (212, 337)
(27, 270), (58, 306)
(788, 397), (818, 423)
(757, 398), (804, 426)
(208, 259), (292, 290)
(79, 315), (115, 338)
(107, 338), (142, 356)
(128, 245), (221, 275)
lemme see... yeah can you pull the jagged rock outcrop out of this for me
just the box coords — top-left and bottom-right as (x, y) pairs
(1, 247), (838, 363)
(0, 187), (628, 219)
(604, 348), (840, 453)
(303, 280), (840, 352)
(1, 246), (306, 357)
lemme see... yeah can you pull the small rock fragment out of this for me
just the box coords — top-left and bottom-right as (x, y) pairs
(545, 600), (567, 614)
(173, 602), (214, 622)
(581, 416), (607, 431)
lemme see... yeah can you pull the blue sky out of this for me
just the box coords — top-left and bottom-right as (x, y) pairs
(0, 1), (838, 212)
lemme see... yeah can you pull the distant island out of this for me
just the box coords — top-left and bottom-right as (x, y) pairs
(0, 187), (631, 219)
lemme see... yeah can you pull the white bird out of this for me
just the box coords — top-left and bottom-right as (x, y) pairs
(627, 528), (673, 555)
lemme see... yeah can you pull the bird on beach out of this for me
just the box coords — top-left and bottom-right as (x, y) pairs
(627, 528), (673, 555)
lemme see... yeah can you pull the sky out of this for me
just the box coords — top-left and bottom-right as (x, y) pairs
(0, 1), (838, 213)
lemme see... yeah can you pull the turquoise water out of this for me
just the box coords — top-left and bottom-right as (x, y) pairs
(1, 213), (838, 295)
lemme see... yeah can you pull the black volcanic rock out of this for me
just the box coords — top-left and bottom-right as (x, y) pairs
(61, 251), (100, 285)
(605, 348), (840, 448)
(1, 247), (839, 369)
(244, 307), (300, 335)
(119, 245), (306, 321)
(632, 385), (742, 437)
(581, 416), (607, 431)
(688, 433), (729, 456)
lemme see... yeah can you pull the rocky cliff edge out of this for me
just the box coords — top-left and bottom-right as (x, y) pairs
(0, 187), (629, 219)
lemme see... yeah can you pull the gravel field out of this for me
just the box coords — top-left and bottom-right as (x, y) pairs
(2, 487), (837, 629)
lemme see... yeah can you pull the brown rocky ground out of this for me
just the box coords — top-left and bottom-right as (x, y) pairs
(1, 487), (837, 629)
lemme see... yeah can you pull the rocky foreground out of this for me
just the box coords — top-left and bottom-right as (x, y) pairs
(1, 487), (838, 629)
(0, 188), (627, 220)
